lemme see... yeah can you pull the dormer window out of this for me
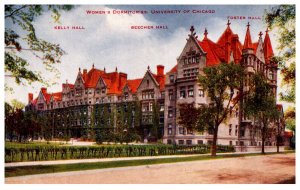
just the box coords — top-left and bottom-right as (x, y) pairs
(269, 70), (274, 80)
(169, 75), (174, 83)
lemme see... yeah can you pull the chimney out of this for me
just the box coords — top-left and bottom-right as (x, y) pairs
(83, 69), (87, 81)
(41, 87), (47, 95)
(232, 34), (239, 63)
(157, 65), (164, 76)
(28, 93), (33, 103)
(119, 72), (128, 89)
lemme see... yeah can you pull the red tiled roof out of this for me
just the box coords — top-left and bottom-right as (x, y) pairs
(253, 42), (259, 53)
(199, 39), (222, 66)
(216, 26), (233, 47)
(31, 98), (37, 105)
(84, 68), (105, 88)
(127, 79), (142, 93)
(150, 71), (166, 91)
(41, 91), (51, 103)
(263, 30), (274, 64)
(168, 65), (178, 73)
(62, 83), (74, 89)
(243, 25), (253, 49)
(52, 92), (62, 101)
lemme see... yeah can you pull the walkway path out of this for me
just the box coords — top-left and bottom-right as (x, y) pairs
(5, 153), (295, 184)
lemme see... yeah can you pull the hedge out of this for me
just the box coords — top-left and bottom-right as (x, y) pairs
(5, 143), (235, 162)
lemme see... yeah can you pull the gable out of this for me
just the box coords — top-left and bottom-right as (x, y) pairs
(74, 73), (85, 89)
(178, 36), (205, 61)
(37, 92), (46, 104)
(137, 71), (159, 92)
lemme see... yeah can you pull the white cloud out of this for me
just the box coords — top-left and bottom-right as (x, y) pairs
(5, 5), (188, 104)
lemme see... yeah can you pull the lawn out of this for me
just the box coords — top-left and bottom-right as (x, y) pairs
(5, 152), (294, 178)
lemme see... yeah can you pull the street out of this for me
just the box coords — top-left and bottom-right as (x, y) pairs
(5, 153), (295, 184)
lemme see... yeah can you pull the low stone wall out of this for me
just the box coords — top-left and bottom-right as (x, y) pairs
(234, 146), (285, 153)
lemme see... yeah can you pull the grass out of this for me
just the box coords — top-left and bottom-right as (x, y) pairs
(5, 151), (294, 178)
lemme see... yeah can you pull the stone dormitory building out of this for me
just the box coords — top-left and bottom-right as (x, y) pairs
(26, 21), (284, 146)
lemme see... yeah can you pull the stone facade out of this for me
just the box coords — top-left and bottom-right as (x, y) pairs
(26, 21), (284, 146)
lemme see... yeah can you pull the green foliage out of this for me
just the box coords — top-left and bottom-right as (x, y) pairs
(5, 142), (235, 162)
(151, 101), (160, 139)
(264, 5), (295, 103)
(244, 73), (280, 153)
(195, 62), (245, 156)
(284, 106), (295, 134)
(5, 5), (73, 88)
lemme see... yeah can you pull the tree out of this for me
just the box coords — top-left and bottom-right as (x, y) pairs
(244, 73), (280, 154)
(265, 5), (295, 103)
(5, 5), (73, 90)
(151, 101), (160, 141)
(284, 107), (295, 148)
(195, 62), (244, 156)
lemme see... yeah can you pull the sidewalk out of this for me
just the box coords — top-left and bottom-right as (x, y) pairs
(5, 150), (292, 167)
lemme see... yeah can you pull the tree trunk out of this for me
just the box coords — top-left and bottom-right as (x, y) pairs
(211, 126), (218, 156)
(261, 126), (265, 154)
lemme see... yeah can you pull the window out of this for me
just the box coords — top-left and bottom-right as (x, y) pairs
(192, 57), (196, 63)
(229, 124), (232, 136)
(188, 85), (194, 97)
(142, 103), (149, 112)
(169, 75), (174, 83)
(178, 140), (184, 145)
(179, 87), (186, 98)
(186, 140), (192, 145)
(167, 139), (172, 144)
(197, 140), (203, 145)
(199, 89), (204, 97)
(159, 114), (164, 124)
(269, 70), (274, 80)
(187, 128), (193, 134)
(229, 141), (232, 146)
(240, 126), (245, 137)
(169, 89), (174, 100)
(101, 88), (105, 94)
(183, 58), (187, 65)
(207, 140), (213, 145)
(168, 107), (173, 118)
(235, 125), (238, 136)
(168, 128), (172, 135)
(161, 91), (165, 99)
(168, 123), (172, 128)
(160, 103), (164, 111)
(124, 93), (129, 100)
(149, 102), (153, 112)
(179, 127), (184, 134)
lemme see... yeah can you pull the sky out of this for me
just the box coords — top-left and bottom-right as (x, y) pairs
(5, 4), (290, 109)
